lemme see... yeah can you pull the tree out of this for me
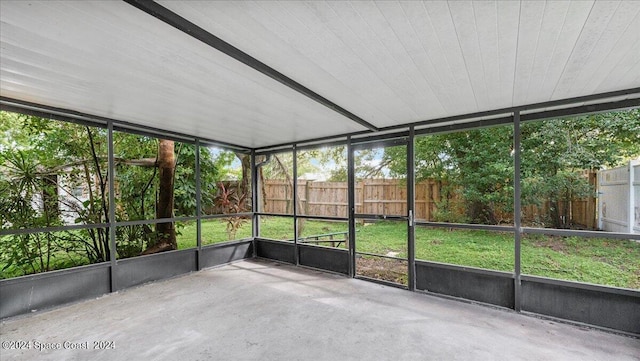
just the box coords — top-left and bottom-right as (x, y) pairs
(141, 139), (176, 254)
(235, 152), (251, 208)
(1, 111), (238, 276)
(398, 127), (514, 224)
(260, 152), (306, 236)
(1, 112), (111, 275)
(382, 109), (640, 226)
(521, 109), (640, 227)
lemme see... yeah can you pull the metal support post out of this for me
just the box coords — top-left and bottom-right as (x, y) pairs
(251, 150), (259, 257)
(292, 145), (299, 265)
(514, 111), (522, 311)
(195, 139), (202, 270)
(407, 127), (416, 291)
(347, 137), (356, 277)
(107, 121), (117, 291)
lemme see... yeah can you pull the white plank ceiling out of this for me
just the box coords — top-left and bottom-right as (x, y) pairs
(2, 1), (639, 148)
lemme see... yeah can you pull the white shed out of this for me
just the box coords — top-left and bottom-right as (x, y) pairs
(598, 159), (640, 234)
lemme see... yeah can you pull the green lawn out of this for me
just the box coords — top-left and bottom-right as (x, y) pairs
(521, 234), (640, 289)
(3, 218), (639, 289)
(180, 218), (639, 289)
(415, 227), (514, 271)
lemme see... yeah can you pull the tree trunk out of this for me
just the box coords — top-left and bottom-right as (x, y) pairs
(272, 155), (305, 237)
(259, 163), (267, 212)
(236, 153), (251, 211)
(549, 200), (561, 229)
(143, 139), (176, 254)
(467, 200), (496, 225)
(41, 174), (59, 222)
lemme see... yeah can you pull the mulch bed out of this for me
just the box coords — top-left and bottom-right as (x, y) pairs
(356, 256), (408, 285)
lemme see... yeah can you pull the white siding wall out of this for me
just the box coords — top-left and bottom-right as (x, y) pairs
(598, 160), (639, 234)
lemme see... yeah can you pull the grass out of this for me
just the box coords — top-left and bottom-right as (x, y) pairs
(415, 227), (515, 271)
(521, 235), (640, 288)
(258, 218), (638, 289)
(177, 218), (253, 248)
(2, 218), (638, 289)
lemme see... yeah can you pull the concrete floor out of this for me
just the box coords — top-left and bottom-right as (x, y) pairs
(1, 259), (638, 361)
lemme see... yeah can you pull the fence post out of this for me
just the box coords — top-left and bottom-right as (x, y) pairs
(304, 180), (311, 216)
(359, 181), (366, 214)
(629, 160), (636, 234)
(589, 171), (597, 230)
(424, 181), (430, 221)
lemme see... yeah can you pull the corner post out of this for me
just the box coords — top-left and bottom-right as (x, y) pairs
(195, 139), (202, 270)
(293, 145), (299, 265)
(407, 127), (416, 291)
(514, 111), (522, 311)
(347, 136), (356, 278)
(251, 150), (259, 257)
(107, 121), (117, 292)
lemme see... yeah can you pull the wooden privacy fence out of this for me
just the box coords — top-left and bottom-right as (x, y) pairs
(518, 171), (598, 229)
(263, 177), (597, 228)
(264, 179), (454, 220)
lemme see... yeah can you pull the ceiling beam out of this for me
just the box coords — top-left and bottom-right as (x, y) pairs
(380, 87), (640, 132)
(256, 93), (640, 150)
(123, 0), (378, 132)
